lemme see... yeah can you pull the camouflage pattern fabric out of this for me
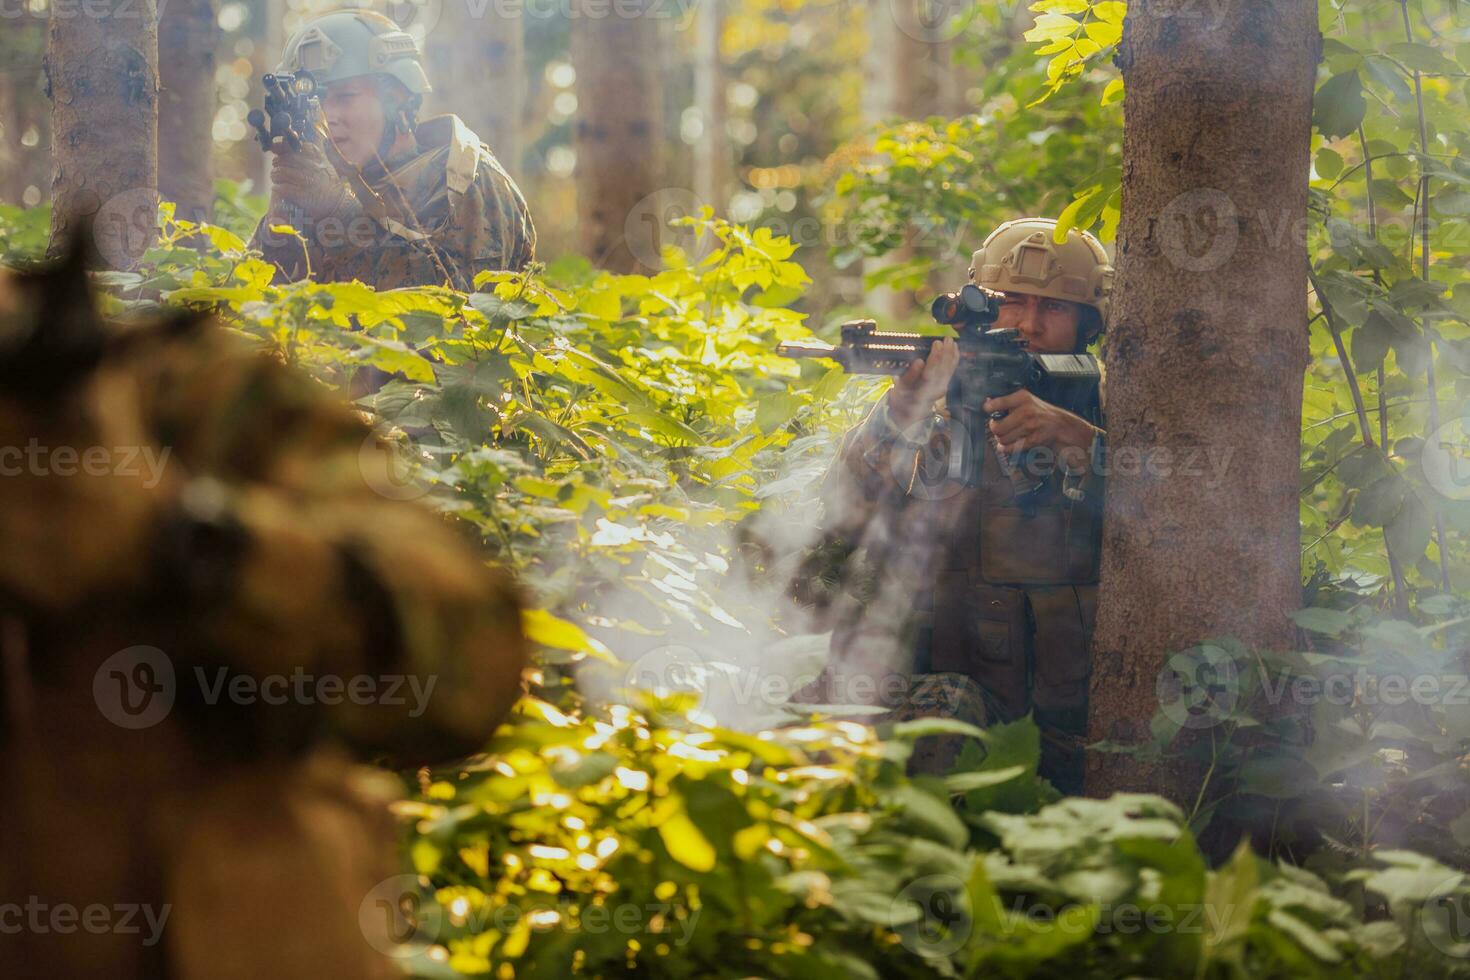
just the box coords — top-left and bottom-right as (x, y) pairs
(796, 393), (1104, 793)
(0, 249), (527, 977)
(251, 114), (536, 292)
(889, 672), (991, 777)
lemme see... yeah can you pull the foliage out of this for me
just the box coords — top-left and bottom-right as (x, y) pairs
(821, 2), (1122, 303)
(828, 0), (1470, 601)
(5, 196), (1469, 975)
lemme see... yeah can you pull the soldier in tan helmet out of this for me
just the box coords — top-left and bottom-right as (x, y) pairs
(794, 218), (1112, 791)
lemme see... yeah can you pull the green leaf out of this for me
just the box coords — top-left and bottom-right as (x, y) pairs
(656, 807), (717, 872)
(1314, 72), (1367, 139)
(1291, 607), (1354, 636)
(1315, 147), (1343, 180)
(521, 608), (618, 664)
(1384, 492), (1431, 563)
(1386, 41), (1462, 76)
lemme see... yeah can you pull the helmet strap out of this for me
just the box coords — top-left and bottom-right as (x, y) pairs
(373, 81), (421, 161)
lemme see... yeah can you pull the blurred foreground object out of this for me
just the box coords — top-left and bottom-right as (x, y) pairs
(0, 240), (527, 977)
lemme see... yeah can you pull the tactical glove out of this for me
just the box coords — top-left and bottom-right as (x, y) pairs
(271, 141), (364, 224)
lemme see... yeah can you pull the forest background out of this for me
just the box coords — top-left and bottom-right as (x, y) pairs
(5, 0), (1470, 976)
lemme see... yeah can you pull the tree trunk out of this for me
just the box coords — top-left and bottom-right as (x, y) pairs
(425, 9), (523, 171)
(158, 0), (218, 224)
(46, 0), (160, 267)
(1086, 3), (1320, 808)
(571, 1), (663, 272)
(692, 1), (727, 217)
(0, 19), (49, 207)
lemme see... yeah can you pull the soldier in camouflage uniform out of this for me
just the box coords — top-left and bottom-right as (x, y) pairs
(795, 219), (1112, 789)
(0, 244), (527, 977)
(250, 11), (536, 291)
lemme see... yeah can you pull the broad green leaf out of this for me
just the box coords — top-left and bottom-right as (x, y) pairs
(1314, 72), (1367, 139)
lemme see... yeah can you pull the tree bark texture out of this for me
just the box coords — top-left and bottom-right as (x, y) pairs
(571, 0), (664, 273)
(47, 0), (160, 267)
(158, 0), (218, 224)
(1085, 1), (1320, 805)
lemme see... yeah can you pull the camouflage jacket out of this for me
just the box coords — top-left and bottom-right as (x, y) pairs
(0, 252), (527, 977)
(794, 391), (1105, 784)
(250, 114), (536, 292)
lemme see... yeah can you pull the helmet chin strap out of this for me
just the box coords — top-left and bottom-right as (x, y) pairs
(374, 91), (421, 161)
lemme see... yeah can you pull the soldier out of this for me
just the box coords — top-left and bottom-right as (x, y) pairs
(250, 10), (536, 291)
(0, 242), (527, 977)
(794, 218), (1112, 790)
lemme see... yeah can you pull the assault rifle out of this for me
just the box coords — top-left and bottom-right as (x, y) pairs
(777, 283), (1101, 492)
(247, 69), (323, 230)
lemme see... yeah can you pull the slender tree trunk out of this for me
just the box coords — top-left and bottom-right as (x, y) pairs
(46, 0), (160, 266)
(0, 19), (50, 207)
(425, 10), (523, 171)
(1086, 3), (1320, 807)
(158, 0), (218, 224)
(571, 1), (664, 272)
(692, 1), (727, 216)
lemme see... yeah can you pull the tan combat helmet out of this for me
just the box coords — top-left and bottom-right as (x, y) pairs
(969, 218), (1114, 324)
(276, 9), (432, 95)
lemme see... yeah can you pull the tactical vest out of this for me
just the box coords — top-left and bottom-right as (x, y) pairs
(906, 401), (1103, 789)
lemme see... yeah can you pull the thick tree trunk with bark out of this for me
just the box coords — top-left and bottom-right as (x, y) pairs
(1086, 3), (1320, 806)
(46, 0), (159, 266)
(158, 0), (218, 224)
(571, 1), (663, 272)
(425, 10), (523, 172)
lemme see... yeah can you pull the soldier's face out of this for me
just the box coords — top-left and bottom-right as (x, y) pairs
(321, 77), (388, 167)
(994, 292), (1082, 353)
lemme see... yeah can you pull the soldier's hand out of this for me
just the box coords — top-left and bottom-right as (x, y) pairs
(984, 390), (1098, 468)
(887, 336), (959, 430)
(271, 142), (361, 223)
